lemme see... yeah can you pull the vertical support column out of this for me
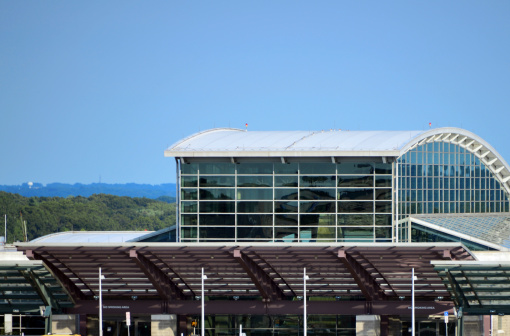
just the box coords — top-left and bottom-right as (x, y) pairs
(356, 315), (380, 336)
(151, 314), (177, 336)
(4, 314), (12, 335)
(80, 314), (87, 336)
(380, 315), (389, 336)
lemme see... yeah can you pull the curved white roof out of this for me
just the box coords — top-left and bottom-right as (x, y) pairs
(165, 128), (425, 157)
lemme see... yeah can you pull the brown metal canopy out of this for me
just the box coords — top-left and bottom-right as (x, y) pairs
(16, 242), (474, 305)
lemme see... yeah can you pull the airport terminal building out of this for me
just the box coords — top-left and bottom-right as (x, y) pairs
(4, 127), (510, 336)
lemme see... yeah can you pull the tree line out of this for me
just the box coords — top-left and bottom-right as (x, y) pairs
(0, 191), (176, 243)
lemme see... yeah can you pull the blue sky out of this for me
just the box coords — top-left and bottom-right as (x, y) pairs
(1, 1), (509, 185)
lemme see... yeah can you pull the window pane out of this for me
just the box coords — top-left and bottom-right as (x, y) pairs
(199, 162), (235, 174)
(275, 175), (298, 187)
(181, 227), (197, 239)
(375, 189), (392, 200)
(237, 214), (273, 226)
(338, 175), (373, 187)
(181, 201), (197, 213)
(181, 214), (197, 225)
(200, 226), (235, 239)
(338, 189), (374, 200)
(237, 176), (273, 187)
(375, 201), (392, 213)
(200, 188), (235, 200)
(375, 214), (392, 226)
(338, 214), (373, 225)
(181, 176), (198, 187)
(181, 163), (198, 174)
(200, 201), (235, 213)
(274, 163), (299, 174)
(275, 189), (299, 200)
(275, 214), (298, 226)
(275, 201), (299, 213)
(300, 176), (336, 187)
(237, 201), (273, 213)
(181, 188), (198, 200)
(237, 226), (273, 239)
(237, 188), (273, 200)
(338, 201), (373, 213)
(375, 176), (392, 187)
(237, 162), (273, 174)
(199, 176), (235, 187)
(338, 162), (374, 174)
(300, 201), (336, 213)
(199, 214), (235, 226)
(338, 227), (374, 241)
(275, 226), (298, 241)
(300, 188), (336, 200)
(300, 162), (336, 174)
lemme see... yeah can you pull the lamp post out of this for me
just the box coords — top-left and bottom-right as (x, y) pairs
(201, 267), (207, 336)
(99, 267), (105, 336)
(303, 267), (310, 336)
(412, 268), (417, 336)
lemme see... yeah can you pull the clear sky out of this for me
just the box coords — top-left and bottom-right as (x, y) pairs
(1, 1), (509, 185)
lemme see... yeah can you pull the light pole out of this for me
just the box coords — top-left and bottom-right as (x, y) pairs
(201, 267), (207, 336)
(303, 267), (310, 336)
(99, 267), (105, 336)
(412, 268), (417, 336)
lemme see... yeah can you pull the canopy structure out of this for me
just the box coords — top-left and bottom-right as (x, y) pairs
(14, 242), (473, 315)
(0, 259), (73, 313)
(433, 260), (510, 315)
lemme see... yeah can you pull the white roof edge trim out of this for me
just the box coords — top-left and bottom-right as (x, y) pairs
(409, 217), (507, 252)
(399, 127), (510, 198)
(166, 128), (244, 151)
(165, 150), (402, 158)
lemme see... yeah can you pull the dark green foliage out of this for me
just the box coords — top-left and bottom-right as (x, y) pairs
(0, 192), (176, 243)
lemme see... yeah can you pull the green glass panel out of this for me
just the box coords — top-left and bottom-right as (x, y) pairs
(237, 188), (273, 200)
(338, 201), (373, 213)
(181, 188), (198, 200)
(181, 214), (197, 225)
(337, 162), (374, 174)
(375, 189), (392, 200)
(237, 162), (273, 174)
(199, 214), (235, 226)
(275, 189), (298, 200)
(200, 201), (235, 213)
(237, 226), (273, 239)
(181, 227), (197, 239)
(338, 227), (374, 240)
(300, 188), (336, 200)
(237, 214), (273, 226)
(275, 175), (298, 187)
(275, 214), (298, 226)
(198, 162), (235, 174)
(375, 201), (392, 213)
(274, 201), (298, 213)
(375, 176), (392, 187)
(274, 163), (299, 174)
(199, 176), (235, 187)
(300, 201), (335, 213)
(181, 201), (197, 213)
(337, 214), (373, 226)
(237, 201), (273, 213)
(181, 176), (198, 187)
(199, 226), (235, 239)
(338, 175), (373, 187)
(199, 188), (235, 200)
(181, 163), (198, 174)
(375, 228), (392, 240)
(275, 227), (298, 241)
(375, 214), (392, 226)
(300, 175), (336, 187)
(237, 176), (273, 187)
(338, 189), (373, 200)
(300, 162), (336, 174)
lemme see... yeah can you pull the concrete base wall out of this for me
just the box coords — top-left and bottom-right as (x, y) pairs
(52, 314), (79, 334)
(151, 314), (177, 336)
(356, 315), (380, 336)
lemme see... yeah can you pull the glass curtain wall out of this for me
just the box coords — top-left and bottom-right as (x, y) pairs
(179, 161), (393, 243)
(397, 141), (510, 240)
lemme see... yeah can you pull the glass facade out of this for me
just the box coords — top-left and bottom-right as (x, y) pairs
(179, 161), (393, 243)
(397, 141), (510, 242)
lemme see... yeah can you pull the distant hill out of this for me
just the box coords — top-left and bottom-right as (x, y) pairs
(0, 183), (176, 201)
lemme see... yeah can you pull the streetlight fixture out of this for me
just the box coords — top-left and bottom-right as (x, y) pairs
(201, 267), (207, 336)
(303, 267), (310, 336)
(99, 267), (105, 336)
